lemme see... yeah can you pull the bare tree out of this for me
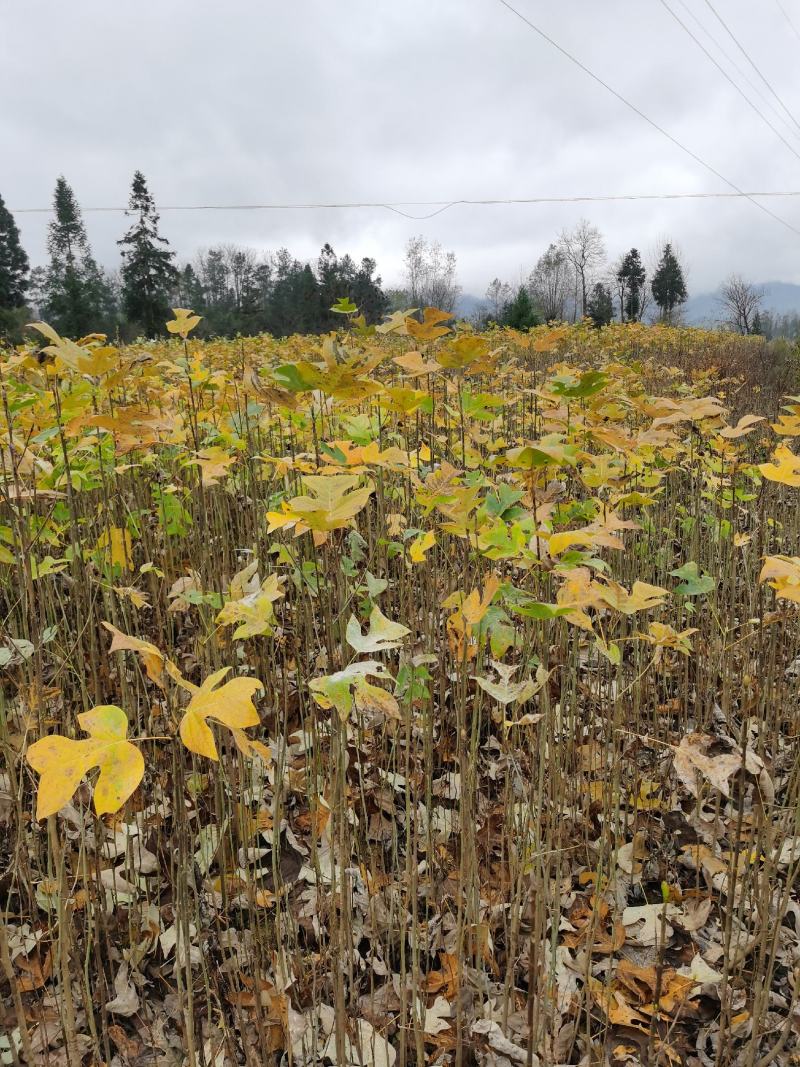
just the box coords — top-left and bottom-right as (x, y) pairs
(403, 236), (460, 312)
(529, 242), (570, 322)
(718, 274), (764, 334)
(485, 277), (512, 322)
(559, 219), (606, 321)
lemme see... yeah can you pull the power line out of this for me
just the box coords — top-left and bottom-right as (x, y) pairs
(658, 0), (800, 163)
(672, 0), (800, 149)
(702, 0), (800, 137)
(493, 0), (800, 238)
(775, 0), (800, 44)
(10, 190), (800, 221)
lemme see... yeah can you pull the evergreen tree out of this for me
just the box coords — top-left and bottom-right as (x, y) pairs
(266, 250), (316, 336)
(296, 264), (322, 333)
(350, 257), (389, 323)
(0, 192), (29, 310)
(0, 192), (31, 340)
(43, 177), (113, 336)
(587, 282), (614, 328)
(316, 244), (388, 328)
(616, 248), (646, 322)
(502, 286), (540, 330)
(118, 172), (177, 336)
(651, 243), (687, 323)
(174, 263), (205, 312)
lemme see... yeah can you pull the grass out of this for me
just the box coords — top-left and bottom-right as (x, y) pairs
(1, 314), (799, 1066)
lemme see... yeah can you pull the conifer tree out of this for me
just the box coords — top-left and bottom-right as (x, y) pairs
(0, 192), (30, 339)
(651, 243), (688, 323)
(43, 177), (112, 336)
(502, 286), (540, 330)
(118, 171), (177, 336)
(0, 192), (29, 310)
(587, 282), (614, 328)
(616, 248), (646, 322)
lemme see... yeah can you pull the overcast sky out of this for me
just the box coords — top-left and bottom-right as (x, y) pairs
(3, 0), (800, 297)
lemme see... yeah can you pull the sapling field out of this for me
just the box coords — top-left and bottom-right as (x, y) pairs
(2, 310), (800, 1066)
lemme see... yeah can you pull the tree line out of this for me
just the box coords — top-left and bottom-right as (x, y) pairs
(0, 174), (391, 341)
(481, 221), (689, 330)
(0, 175), (788, 341)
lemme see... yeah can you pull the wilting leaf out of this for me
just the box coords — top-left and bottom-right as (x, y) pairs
(102, 622), (167, 688)
(474, 661), (544, 706)
(309, 661), (397, 721)
(346, 605), (410, 654)
(599, 580), (668, 615)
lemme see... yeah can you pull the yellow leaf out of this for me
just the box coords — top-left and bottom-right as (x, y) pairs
(267, 474), (374, 536)
(27, 705), (144, 819)
(409, 529), (436, 563)
(112, 585), (150, 609)
(216, 573), (286, 639)
(644, 621), (697, 655)
(759, 555), (800, 603)
(436, 334), (488, 370)
(95, 526), (132, 572)
(405, 307), (452, 343)
(392, 351), (441, 377)
(191, 446), (236, 487)
(759, 443), (800, 487)
(26, 322), (116, 376)
(717, 414), (764, 439)
(166, 307), (201, 338)
(178, 667), (263, 761)
(599, 580), (668, 615)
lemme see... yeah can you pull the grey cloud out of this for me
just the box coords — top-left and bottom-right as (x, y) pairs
(2, 0), (799, 296)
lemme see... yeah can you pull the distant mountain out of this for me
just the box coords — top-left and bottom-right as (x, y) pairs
(456, 282), (800, 328)
(455, 292), (484, 320)
(684, 281), (800, 326)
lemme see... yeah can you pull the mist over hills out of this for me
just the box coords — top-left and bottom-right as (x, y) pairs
(456, 282), (800, 326)
(682, 282), (800, 326)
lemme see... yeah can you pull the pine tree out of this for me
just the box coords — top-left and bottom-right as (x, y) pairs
(616, 248), (646, 322)
(43, 177), (113, 337)
(351, 257), (389, 324)
(587, 282), (614, 328)
(118, 172), (177, 336)
(502, 286), (540, 330)
(0, 192), (29, 309)
(651, 244), (688, 323)
(175, 263), (205, 312)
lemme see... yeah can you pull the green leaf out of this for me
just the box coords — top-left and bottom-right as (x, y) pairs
(270, 362), (321, 393)
(670, 561), (715, 597)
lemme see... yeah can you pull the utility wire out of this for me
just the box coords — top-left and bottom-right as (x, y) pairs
(11, 190), (800, 220)
(702, 0), (800, 137)
(775, 0), (800, 44)
(494, 0), (800, 238)
(674, 0), (800, 147)
(659, 0), (800, 163)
